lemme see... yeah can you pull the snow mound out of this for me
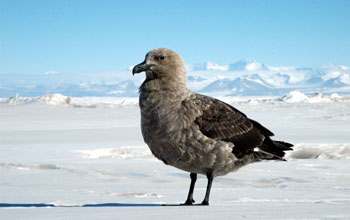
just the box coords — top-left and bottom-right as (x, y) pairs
(38, 93), (73, 106)
(279, 91), (310, 103)
(3, 93), (75, 106)
(1, 93), (139, 107)
(76, 146), (153, 160)
(330, 93), (342, 99)
(278, 91), (347, 103)
(3, 94), (32, 105)
(286, 144), (350, 160)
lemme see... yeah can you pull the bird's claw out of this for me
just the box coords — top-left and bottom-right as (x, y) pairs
(200, 200), (209, 206)
(181, 199), (195, 206)
(180, 200), (210, 206)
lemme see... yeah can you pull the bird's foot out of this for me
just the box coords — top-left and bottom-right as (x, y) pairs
(181, 198), (195, 206)
(180, 200), (209, 206)
(200, 200), (209, 206)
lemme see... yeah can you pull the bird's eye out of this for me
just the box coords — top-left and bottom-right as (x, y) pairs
(155, 55), (165, 61)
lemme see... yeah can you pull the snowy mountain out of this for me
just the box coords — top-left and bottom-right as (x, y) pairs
(200, 74), (290, 96)
(1, 61), (349, 97)
(322, 74), (350, 88)
(307, 64), (350, 86)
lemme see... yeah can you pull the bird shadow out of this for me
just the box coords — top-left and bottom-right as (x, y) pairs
(0, 203), (167, 208)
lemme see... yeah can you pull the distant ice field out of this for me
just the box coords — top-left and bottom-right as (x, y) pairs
(0, 94), (349, 219)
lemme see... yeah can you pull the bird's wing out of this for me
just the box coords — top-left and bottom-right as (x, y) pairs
(193, 94), (275, 158)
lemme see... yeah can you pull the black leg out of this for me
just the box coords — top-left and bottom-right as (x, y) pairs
(182, 173), (197, 205)
(201, 173), (214, 205)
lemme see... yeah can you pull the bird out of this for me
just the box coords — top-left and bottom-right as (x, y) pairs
(132, 48), (293, 206)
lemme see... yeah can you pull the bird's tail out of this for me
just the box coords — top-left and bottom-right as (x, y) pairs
(229, 138), (293, 173)
(258, 138), (293, 160)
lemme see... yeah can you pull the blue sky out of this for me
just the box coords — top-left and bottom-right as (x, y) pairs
(1, 0), (350, 75)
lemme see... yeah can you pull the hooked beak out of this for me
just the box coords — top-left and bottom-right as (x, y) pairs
(132, 61), (155, 75)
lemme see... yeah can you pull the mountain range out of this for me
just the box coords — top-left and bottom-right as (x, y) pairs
(1, 60), (349, 97)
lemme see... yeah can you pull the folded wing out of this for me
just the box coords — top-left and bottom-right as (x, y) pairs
(193, 94), (292, 159)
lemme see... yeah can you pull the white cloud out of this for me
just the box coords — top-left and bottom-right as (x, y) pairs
(44, 70), (59, 75)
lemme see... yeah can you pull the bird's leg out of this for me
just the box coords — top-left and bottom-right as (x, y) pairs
(201, 173), (214, 205)
(182, 173), (197, 205)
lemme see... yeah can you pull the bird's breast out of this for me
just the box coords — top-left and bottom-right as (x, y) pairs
(139, 90), (198, 148)
(140, 92), (184, 137)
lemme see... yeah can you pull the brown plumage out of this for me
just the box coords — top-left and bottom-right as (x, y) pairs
(133, 48), (293, 205)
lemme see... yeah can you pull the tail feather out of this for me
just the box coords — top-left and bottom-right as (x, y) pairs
(258, 137), (293, 159)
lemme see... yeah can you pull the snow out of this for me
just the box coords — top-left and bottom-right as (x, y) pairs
(287, 144), (350, 160)
(339, 74), (350, 85)
(1, 95), (350, 219)
(2, 92), (349, 109)
(279, 91), (310, 103)
(76, 146), (154, 160)
(0, 93), (139, 107)
(277, 91), (350, 103)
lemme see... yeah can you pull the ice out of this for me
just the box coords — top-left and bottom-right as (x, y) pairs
(1, 95), (350, 219)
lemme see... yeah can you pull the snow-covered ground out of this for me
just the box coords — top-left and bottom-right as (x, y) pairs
(1, 94), (350, 219)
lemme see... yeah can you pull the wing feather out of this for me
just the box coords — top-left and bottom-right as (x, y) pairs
(193, 94), (274, 158)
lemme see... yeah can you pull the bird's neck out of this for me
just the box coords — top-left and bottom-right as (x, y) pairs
(140, 74), (188, 94)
